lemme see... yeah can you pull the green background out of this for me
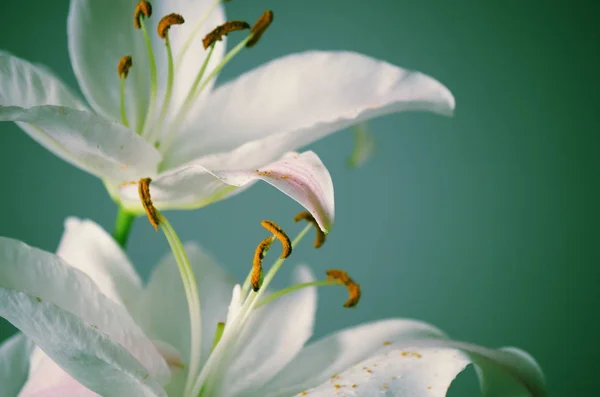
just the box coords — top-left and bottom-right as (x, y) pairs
(1, 0), (597, 395)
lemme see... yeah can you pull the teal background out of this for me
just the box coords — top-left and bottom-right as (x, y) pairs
(0, 0), (597, 395)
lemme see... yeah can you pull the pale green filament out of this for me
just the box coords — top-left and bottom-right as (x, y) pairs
(119, 76), (130, 128)
(190, 223), (313, 397)
(192, 35), (252, 102)
(157, 213), (202, 396)
(255, 280), (342, 308)
(153, 34), (176, 142)
(161, 42), (215, 151)
(211, 322), (226, 352)
(175, 0), (222, 67)
(140, 18), (158, 137)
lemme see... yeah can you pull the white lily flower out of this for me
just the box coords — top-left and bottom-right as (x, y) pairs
(0, 218), (545, 397)
(0, 0), (454, 232)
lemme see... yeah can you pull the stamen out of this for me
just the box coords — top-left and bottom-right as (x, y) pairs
(251, 237), (273, 291)
(202, 20), (250, 49)
(260, 220), (292, 258)
(117, 56), (133, 127)
(326, 269), (362, 308)
(158, 13), (185, 39)
(153, 13), (185, 142)
(134, 0), (152, 29)
(138, 178), (159, 230)
(247, 10), (273, 48)
(117, 55), (133, 78)
(294, 211), (326, 248)
(134, 1), (158, 137)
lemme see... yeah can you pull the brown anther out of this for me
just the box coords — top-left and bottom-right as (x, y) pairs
(261, 220), (292, 258)
(157, 13), (185, 39)
(247, 10), (273, 48)
(252, 237), (273, 292)
(117, 56), (133, 79)
(202, 20), (250, 49)
(326, 269), (362, 308)
(134, 1), (153, 29)
(294, 211), (326, 248)
(138, 178), (159, 231)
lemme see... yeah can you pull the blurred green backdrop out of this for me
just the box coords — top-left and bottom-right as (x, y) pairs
(1, 0), (598, 395)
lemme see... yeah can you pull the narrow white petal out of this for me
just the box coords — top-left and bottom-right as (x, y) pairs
(120, 151), (335, 232)
(263, 319), (447, 396)
(0, 105), (160, 182)
(166, 50), (454, 168)
(219, 266), (317, 396)
(1, 290), (166, 397)
(0, 237), (169, 384)
(56, 217), (142, 307)
(133, 243), (235, 367)
(0, 333), (33, 397)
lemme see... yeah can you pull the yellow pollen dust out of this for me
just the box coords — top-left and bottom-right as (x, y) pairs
(294, 211), (326, 248)
(261, 220), (292, 259)
(202, 20), (250, 49)
(158, 13), (185, 39)
(138, 178), (159, 231)
(247, 10), (274, 48)
(251, 237), (273, 292)
(326, 269), (362, 308)
(117, 55), (133, 78)
(134, 0), (153, 29)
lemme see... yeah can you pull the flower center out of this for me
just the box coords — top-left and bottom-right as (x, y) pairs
(117, 1), (274, 154)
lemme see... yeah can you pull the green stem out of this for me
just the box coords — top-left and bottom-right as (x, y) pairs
(112, 207), (136, 248)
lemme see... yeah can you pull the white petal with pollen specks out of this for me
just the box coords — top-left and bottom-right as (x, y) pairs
(262, 319), (448, 397)
(0, 105), (160, 182)
(166, 50), (455, 168)
(0, 333), (33, 397)
(0, 237), (169, 385)
(120, 151), (335, 232)
(291, 340), (546, 397)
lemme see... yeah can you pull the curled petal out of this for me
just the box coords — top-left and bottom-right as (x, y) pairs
(120, 151), (335, 233)
(0, 333), (33, 397)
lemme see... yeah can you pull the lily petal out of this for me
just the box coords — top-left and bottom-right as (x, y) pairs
(56, 217), (142, 307)
(0, 290), (166, 397)
(263, 318), (448, 397)
(0, 51), (85, 109)
(0, 333), (33, 397)
(0, 237), (170, 384)
(219, 266), (317, 396)
(293, 341), (545, 397)
(120, 151), (335, 232)
(167, 50), (454, 167)
(0, 105), (161, 182)
(133, 243), (235, 367)
(68, 0), (226, 126)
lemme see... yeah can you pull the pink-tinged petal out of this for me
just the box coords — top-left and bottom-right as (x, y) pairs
(120, 151), (335, 232)
(165, 50), (454, 168)
(0, 105), (160, 182)
(0, 237), (170, 385)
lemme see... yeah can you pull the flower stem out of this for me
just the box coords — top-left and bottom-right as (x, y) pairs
(112, 207), (136, 248)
